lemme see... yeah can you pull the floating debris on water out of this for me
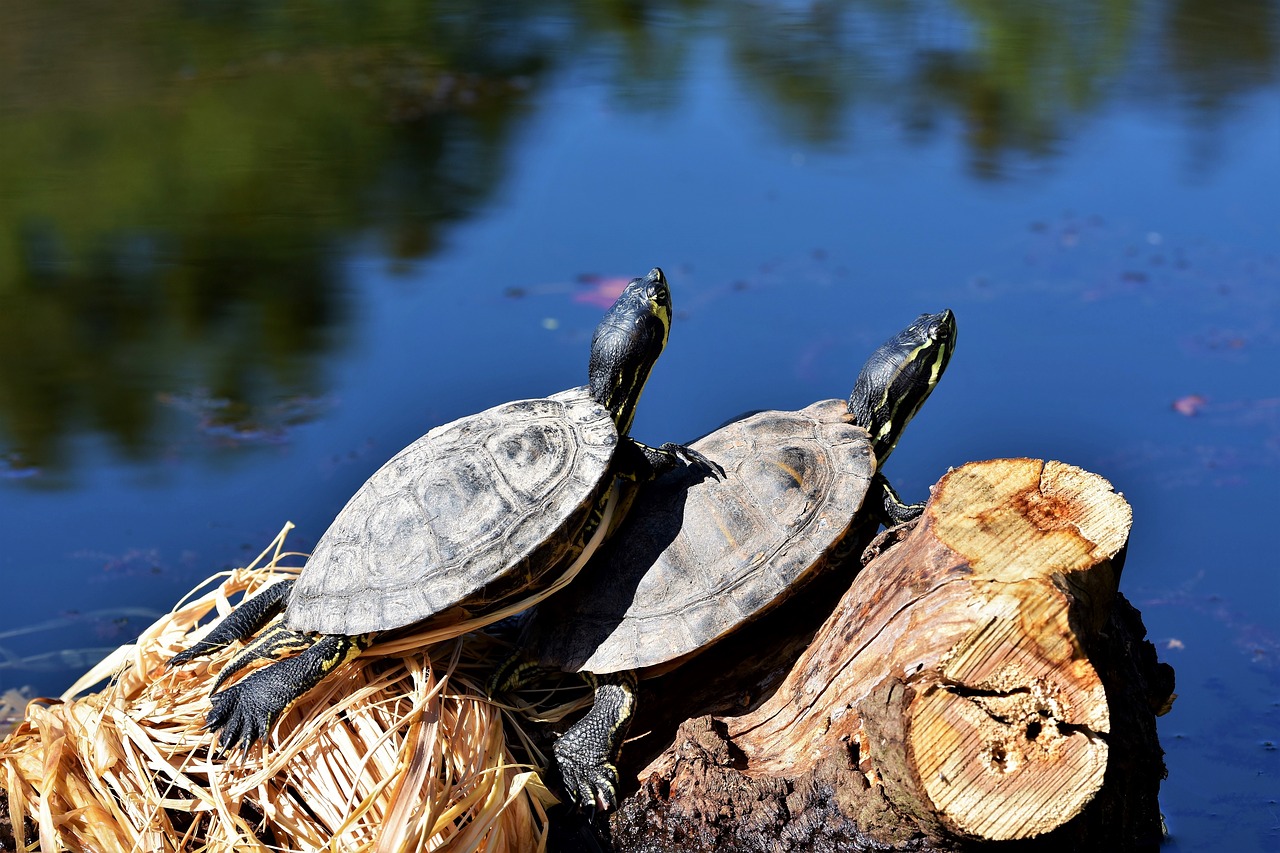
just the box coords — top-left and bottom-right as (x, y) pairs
(0, 453), (40, 480)
(319, 437), (378, 479)
(73, 547), (169, 581)
(157, 388), (334, 447)
(1172, 395), (1207, 416)
(1142, 582), (1280, 671)
(572, 275), (631, 309)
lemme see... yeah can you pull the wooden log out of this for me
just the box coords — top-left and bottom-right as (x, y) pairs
(608, 458), (1173, 851)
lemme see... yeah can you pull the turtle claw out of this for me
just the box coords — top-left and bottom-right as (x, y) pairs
(204, 672), (284, 756)
(661, 442), (725, 479)
(168, 638), (223, 670)
(553, 739), (620, 812)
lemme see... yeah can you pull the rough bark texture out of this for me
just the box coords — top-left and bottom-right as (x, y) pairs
(604, 458), (1173, 851)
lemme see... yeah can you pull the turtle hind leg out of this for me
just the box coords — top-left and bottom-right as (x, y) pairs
(552, 671), (638, 812)
(211, 620), (314, 693)
(488, 653), (543, 696)
(168, 579), (296, 668)
(206, 631), (373, 755)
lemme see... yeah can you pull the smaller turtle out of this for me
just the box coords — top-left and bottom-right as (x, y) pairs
(169, 268), (717, 753)
(496, 309), (956, 810)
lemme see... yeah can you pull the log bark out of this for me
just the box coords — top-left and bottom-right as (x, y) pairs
(607, 458), (1174, 851)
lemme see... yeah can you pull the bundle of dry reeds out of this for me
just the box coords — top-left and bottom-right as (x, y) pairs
(0, 524), (560, 852)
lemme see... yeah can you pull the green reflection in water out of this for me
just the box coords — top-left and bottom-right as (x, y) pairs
(0, 0), (1274, 474)
(0, 1), (551, 474)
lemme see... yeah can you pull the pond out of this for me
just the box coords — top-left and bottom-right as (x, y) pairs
(1, 1), (1277, 849)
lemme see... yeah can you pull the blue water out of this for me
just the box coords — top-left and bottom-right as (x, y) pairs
(1, 3), (1277, 848)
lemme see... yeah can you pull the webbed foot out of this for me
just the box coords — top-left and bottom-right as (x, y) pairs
(203, 631), (369, 757)
(205, 670), (290, 755)
(550, 671), (636, 811)
(553, 731), (622, 811)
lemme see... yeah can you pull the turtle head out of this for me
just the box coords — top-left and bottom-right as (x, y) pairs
(849, 309), (956, 467)
(588, 267), (673, 435)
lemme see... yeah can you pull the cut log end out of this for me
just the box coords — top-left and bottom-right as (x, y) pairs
(893, 459), (1127, 840)
(908, 677), (1108, 841)
(613, 459), (1167, 850)
(930, 457), (1131, 589)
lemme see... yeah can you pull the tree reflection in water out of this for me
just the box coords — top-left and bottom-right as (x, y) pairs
(0, 0), (1274, 473)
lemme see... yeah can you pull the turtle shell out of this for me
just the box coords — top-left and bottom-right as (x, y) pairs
(285, 386), (618, 636)
(526, 398), (873, 675)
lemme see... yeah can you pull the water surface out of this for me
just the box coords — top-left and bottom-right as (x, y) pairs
(1, 2), (1277, 848)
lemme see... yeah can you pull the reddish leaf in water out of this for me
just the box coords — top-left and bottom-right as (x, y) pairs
(573, 276), (630, 309)
(1172, 394), (1207, 416)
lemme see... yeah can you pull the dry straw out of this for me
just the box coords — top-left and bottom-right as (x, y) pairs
(0, 524), (565, 853)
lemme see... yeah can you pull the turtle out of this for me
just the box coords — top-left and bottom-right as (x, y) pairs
(494, 308), (957, 810)
(169, 267), (719, 753)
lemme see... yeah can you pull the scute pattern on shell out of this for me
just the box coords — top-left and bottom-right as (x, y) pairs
(528, 398), (873, 674)
(286, 386), (617, 636)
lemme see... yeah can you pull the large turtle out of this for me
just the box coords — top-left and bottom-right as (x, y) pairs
(497, 309), (957, 810)
(169, 268), (717, 752)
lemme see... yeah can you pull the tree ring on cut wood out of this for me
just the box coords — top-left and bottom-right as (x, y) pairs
(902, 458), (1127, 841)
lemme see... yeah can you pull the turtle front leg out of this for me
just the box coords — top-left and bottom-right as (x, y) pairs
(875, 473), (925, 527)
(211, 619), (309, 693)
(553, 671), (638, 811)
(617, 438), (724, 482)
(206, 631), (372, 754)
(169, 579), (296, 668)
